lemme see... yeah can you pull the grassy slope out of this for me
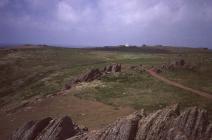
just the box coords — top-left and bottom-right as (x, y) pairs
(0, 47), (109, 105)
(74, 72), (212, 111)
(160, 53), (212, 94)
(0, 46), (212, 118)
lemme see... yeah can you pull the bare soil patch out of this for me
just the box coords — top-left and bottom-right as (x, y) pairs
(0, 92), (133, 140)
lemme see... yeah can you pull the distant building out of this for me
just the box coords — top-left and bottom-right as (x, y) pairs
(119, 44), (129, 47)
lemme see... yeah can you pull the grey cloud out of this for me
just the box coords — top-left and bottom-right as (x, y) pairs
(0, 0), (212, 47)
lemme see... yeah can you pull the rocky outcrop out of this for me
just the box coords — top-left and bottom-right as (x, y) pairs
(130, 65), (145, 73)
(80, 69), (102, 82)
(10, 116), (85, 140)
(65, 68), (102, 90)
(10, 105), (212, 140)
(136, 105), (212, 140)
(68, 110), (145, 140)
(69, 105), (212, 140)
(65, 64), (121, 90)
(160, 59), (198, 71)
(103, 64), (121, 74)
(10, 117), (52, 140)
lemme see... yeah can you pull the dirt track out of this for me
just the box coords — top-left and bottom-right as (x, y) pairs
(147, 68), (212, 100)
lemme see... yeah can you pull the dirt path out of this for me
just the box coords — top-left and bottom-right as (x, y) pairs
(146, 68), (212, 100)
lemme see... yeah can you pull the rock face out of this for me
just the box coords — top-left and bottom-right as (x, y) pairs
(68, 110), (144, 140)
(64, 68), (102, 90)
(65, 64), (121, 90)
(80, 68), (102, 82)
(10, 105), (212, 140)
(103, 64), (121, 74)
(68, 105), (212, 140)
(10, 117), (52, 140)
(136, 105), (212, 140)
(10, 116), (84, 140)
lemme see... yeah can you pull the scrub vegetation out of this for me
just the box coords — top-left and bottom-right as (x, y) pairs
(1, 45), (212, 139)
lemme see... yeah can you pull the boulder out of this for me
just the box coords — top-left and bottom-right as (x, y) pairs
(80, 68), (102, 82)
(136, 105), (212, 140)
(64, 64), (121, 90)
(10, 116), (83, 140)
(103, 64), (121, 73)
(68, 110), (144, 140)
(70, 105), (212, 140)
(10, 105), (212, 140)
(135, 105), (180, 140)
(162, 59), (199, 71)
(111, 64), (121, 73)
(10, 117), (52, 140)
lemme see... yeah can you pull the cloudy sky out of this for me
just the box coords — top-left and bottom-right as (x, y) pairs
(0, 0), (212, 47)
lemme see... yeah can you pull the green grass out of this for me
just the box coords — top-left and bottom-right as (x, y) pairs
(0, 47), (111, 103)
(160, 53), (212, 94)
(73, 71), (212, 117)
(1, 46), (212, 119)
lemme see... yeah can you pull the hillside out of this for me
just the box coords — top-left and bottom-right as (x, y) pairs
(10, 105), (212, 140)
(0, 45), (212, 139)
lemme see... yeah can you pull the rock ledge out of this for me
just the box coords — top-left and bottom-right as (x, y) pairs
(10, 105), (212, 140)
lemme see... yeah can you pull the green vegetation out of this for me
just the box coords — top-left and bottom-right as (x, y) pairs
(73, 71), (212, 116)
(0, 46), (212, 118)
(0, 47), (109, 104)
(161, 53), (212, 94)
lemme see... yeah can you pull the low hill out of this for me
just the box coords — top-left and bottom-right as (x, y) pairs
(89, 45), (209, 54)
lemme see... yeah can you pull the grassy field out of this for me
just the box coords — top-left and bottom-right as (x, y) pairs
(160, 53), (212, 94)
(0, 47), (110, 105)
(0, 46), (212, 117)
(73, 65), (212, 115)
(1, 46), (212, 139)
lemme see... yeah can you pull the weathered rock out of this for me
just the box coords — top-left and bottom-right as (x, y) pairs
(10, 117), (52, 140)
(69, 105), (212, 140)
(136, 105), (212, 140)
(35, 116), (81, 140)
(169, 107), (212, 140)
(80, 68), (102, 82)
(161, 59), (199, 72)
(103, 64), (121, 73)
(10, 105), (212, 140)
(10, 116), (83, 140)
(68, 110), (144, 140)
(64, 68), (102, 90)
(135, 105), (180, 140)
(112, 63), (121, 73)
(64, 64), (121, 90)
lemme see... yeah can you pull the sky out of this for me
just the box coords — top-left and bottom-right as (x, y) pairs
(0, 0), (212, 48)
